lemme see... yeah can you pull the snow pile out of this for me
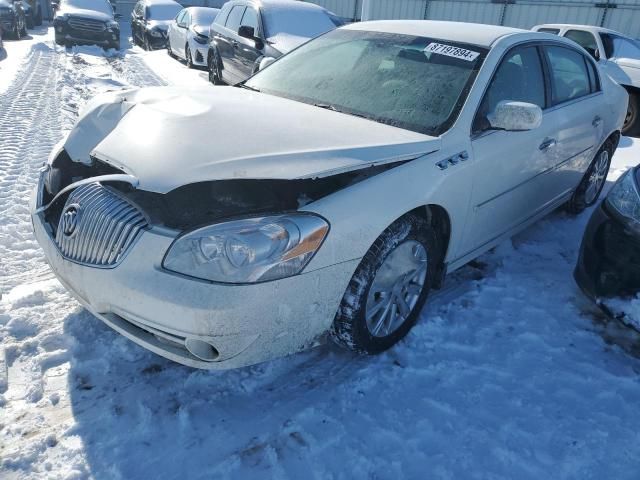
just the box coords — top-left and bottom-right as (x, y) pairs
(1, 27), (640, 479)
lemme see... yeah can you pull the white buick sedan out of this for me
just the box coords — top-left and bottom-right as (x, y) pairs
(32, 21), (626, 369)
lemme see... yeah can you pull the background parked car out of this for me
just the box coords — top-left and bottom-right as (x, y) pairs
(207, 0), (342, 85)
(575, 165), (640, 319)
(167, 6), (219, 68)
(0, 0), (27, 40)
(54, 0), (121, 49)
(533, 24), (640, 137)
(131, 0), (181, 50)
(23, 0), (42, 25)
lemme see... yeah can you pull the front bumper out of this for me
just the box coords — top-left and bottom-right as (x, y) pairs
(574, 201), (640, 301)
(145, 30), (167, 49)
(54, 22), (119, 47)
(31, 182), (357, 370)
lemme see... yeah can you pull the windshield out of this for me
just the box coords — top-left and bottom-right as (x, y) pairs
(262, 6), (336, 41)
(191, 7), (219, 27)
(246, 29), (487, 136)
(61, 0), (113, 15)
(147, 3), (181, 21)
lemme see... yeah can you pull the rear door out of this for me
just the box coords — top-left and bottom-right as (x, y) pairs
(540, 44), (603, 198)
(170, 9), (186, 56)
(463, 44), (558, 255)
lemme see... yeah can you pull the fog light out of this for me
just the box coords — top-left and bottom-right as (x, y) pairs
(184, 338), (219, 362)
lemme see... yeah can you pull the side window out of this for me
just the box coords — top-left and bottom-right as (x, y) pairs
(564, 29), (598, 58)
(544, 46), (591, 105)
(608, 34), (640, 61)
(225, 5), (246, 32)
(214, 3), (230, 25)
(183, 11), (191, 26)
(240, 7), (259, 33)
(538, 28), (560, 35)
(474, 46), (546, 133)
(175, 10), (186, 25)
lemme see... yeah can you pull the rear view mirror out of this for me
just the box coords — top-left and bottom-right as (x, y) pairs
(585, 47), (600, 60)
(488, 100), (542, 131)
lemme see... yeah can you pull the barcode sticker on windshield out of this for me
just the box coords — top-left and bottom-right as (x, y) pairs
(424, 43), (479, 62)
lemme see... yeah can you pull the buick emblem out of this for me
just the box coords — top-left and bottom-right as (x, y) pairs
(61, 204), (81, 237)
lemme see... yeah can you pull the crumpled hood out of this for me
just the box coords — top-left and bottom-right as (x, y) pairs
(267, 32), (311, 54)
(65, 86), (440, 194)
(56, 7), (113, 22)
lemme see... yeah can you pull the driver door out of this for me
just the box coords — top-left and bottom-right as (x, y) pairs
(462, 44), (558, 255)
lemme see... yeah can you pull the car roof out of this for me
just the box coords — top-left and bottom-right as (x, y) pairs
(344, 20), (527, 47)
(534, 23), (622, 35)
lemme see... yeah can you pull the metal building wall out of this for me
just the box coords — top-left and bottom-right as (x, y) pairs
(306, 0), (640, 38)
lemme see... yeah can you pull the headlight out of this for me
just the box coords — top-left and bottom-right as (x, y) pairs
(193, 33), (207, 44)
(606, 168), (640, 231)
(163, 214), (329, 284)
(148, 28), (164, 38)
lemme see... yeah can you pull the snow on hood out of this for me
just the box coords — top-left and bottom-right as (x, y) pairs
(267, 32), (311, 54)
(57, 7), (114, 22)
(66, 86), (440, 194)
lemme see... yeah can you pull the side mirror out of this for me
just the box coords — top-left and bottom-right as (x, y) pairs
(586, 47), (600, 61)
(487, 100), (542, 131)
(238, 25), (264, 49)
(238, 25), (254, 39)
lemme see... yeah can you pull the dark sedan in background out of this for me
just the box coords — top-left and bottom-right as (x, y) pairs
(575, 166), (640, 309)
(54, 0), (121, 49)
(0, 0), (27, 40)
(131, 0), (181, 50)
(207, 0), (342, 85)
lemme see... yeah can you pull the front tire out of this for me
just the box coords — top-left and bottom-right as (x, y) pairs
(622, 92), (640, 137)
(208, 48), (223, 84)
(185, 43), (193, 68)
(566, 140), (612, 214)
(143, 34), (151, 51)
(330, 214), (439, 354)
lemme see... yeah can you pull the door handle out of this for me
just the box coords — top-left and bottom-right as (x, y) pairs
(539, 138), (557, 151)
(592, 116), (602, 127)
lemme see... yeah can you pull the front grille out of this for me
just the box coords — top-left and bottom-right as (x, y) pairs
(54, 183), (148, 267)
(68, 16), (106, 32)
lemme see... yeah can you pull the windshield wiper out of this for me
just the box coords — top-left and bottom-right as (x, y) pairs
(313, 103), (370, 120)
(236, 83), (260, 92)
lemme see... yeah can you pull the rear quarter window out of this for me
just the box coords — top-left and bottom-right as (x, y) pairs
(544, 45), (592, 105)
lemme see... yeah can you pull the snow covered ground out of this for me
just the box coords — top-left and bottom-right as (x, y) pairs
(2, 24), (640, 480)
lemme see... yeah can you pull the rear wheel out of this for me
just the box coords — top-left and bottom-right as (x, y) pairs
(143, 34), (151, 51)
(330, 214), (439, 354)
(566, 141), (612, 214)
(622, 92), (640, 137)
(167, 40), (174, 57)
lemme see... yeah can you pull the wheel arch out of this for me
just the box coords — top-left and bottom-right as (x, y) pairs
(401, 204), (451, 289)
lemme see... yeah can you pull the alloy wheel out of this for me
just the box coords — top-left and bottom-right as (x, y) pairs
(186, 44), (192, 68)
(365, 240), (428, 338)
(584, 149), (609, 205)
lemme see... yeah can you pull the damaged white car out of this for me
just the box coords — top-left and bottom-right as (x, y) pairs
(32, 21), (626, 369)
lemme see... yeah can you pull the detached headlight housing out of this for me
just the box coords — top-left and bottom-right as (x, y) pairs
(606, 168), (640, 232)
(163, 214), (329, 284)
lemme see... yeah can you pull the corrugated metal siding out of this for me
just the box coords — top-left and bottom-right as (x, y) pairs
(603, 6), (640, 38)
(302, 0), (362, 20)
(427, 0), (502, 25)
(306, 0), (640, 39)
(503, 3), (601, 29)
(363, 0), (428, 20)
